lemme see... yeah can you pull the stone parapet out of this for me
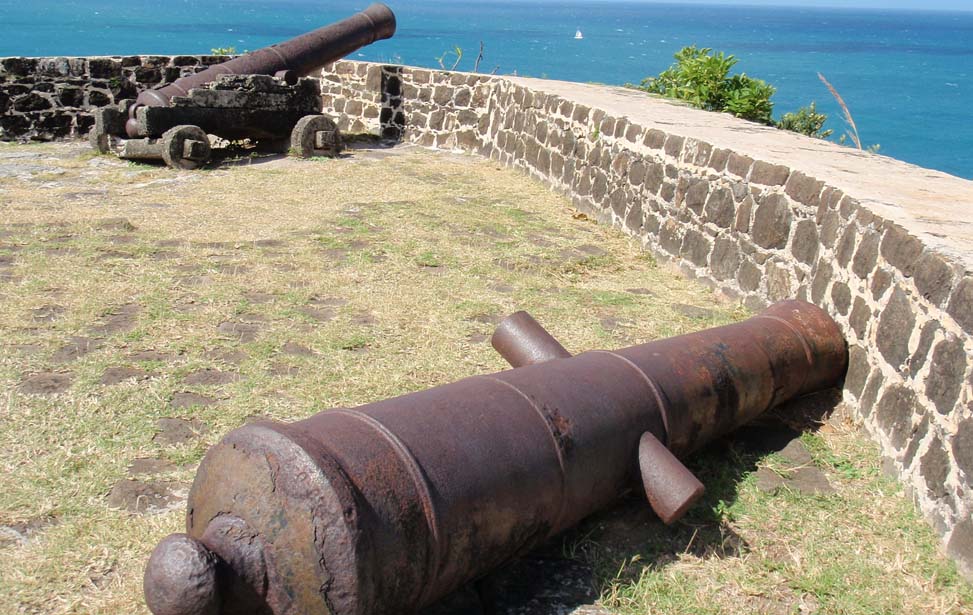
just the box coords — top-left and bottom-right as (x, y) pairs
(317, 60), (973, 578)
(0, 55), (231, 140)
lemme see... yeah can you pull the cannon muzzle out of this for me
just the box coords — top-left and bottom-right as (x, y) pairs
(144, 300), (846, 615)
(126, 3), (396, 137)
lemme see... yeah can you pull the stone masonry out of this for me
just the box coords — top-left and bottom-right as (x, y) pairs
(0, 55), (230, 141)
(1, 55), (971, 579)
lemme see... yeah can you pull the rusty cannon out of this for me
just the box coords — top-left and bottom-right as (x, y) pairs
(89, 3), (396, 168)
(143, 300), (846, 615)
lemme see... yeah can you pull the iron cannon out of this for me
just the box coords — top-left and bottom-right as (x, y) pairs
(89, 3), (396, 168)
(143, 300), (847, 615)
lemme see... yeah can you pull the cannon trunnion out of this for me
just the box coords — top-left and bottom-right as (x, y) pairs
(143, 300), (847, 615)
(89, 4), (396, 168)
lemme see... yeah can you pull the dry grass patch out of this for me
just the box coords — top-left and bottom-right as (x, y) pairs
(0, 141), (968, 614)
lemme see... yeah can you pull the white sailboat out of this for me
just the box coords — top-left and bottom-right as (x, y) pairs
(574, 28), (583, 40)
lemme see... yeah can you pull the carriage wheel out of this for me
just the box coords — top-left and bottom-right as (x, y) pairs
(160, 125), (211, 170)
(290, 115), (343, 158)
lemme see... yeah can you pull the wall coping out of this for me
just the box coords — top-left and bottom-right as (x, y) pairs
(507, 76), (973, 270)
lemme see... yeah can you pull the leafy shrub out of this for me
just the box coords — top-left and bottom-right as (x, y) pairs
(636, 46), (776, 124)
(778, 102), (833, 138)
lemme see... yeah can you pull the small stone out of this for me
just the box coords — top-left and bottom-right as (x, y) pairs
(702, 186), (735, 227)
(18, 372), (72, 395)
(154, 417), (208, 445)
(947, 276), (973, 335)
(844, 345), (870, 398)
(101, 367), (155, 385)
(849, 297), (870, 339)
(90, 303), (139, 336)
(830, 282), (851, 315)
(810, 260), (833, 304)
(755, 467), (785, 493)
(871, 268), (892, 300)
(750, 161), (790, 186)
(880, 224), (923, 277)
(130, 350), (176, 362)
(683, 179), (709, 215)
(282, 342), (314, 356)
(859, 369), (884, 418)
(737, 260), (761, 292)
(183, 369), (239, 386)
(169, 392), (217, 410)
(128, 458), (176, 476)
(784, 171), (824, 207)
(680, 229), (711, 267)
(851, 230), (880, 279)
(786, 466), (835, 495)
(107, 479), (184, 515)
(779, 439), (813, 466)
(925, 336), (966, 415)
(790, 220), (819, 265)
(52, 336), (101, 363)
(217, 321), (260, 342)
(710, 236), (740, 281)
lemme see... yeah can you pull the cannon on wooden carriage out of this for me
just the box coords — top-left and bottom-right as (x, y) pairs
(88, 3), (396, 168)
(142, 300), (847, 615)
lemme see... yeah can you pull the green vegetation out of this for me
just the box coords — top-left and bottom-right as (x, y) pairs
(633, 46), (874, 147)
(209, 46), (237, 56)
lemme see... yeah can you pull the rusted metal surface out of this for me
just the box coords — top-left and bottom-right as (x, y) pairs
(143, 300), (847, 615)
(491, 310), (573, 367)
(124, 3), (396, 137)
(638, 431), (705, 524)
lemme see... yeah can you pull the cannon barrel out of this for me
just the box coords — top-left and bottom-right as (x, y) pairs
(143, 300), (846, 615)
(125, 3), (396, 137)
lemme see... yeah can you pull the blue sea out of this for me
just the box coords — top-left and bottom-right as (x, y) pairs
(1, 1), (972, 179)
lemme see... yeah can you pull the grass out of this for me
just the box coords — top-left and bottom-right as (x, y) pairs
(0, 140), (969, 614)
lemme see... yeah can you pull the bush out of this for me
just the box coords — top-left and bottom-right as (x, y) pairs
(636, 46), (776, 125)
(778, 102), (832, 138)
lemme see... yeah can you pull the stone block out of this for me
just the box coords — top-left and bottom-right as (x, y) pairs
(2, 57), (38, 76)
(849, 296), (870, 339)
(13, 92), (52, 112)
(818, 210), (841, 249)
(920, 436), (950, 498)
(946, 276), (973, 336)
(432, 86), (452, 106)
(683, 179), (709, 215)
(914, 251), (954, 306)
(871, 268), (892, 300)
(751, 193), (793, 250)
(645, 162), (664, 194)
(954, 419), (973, 480)
(859, 369), (884, 418)
(830, 282), (851, 315)
(571, 104), (589, 123)
(680, 229), (711, 267)
(663, 135), (684, 158)
(766, 261), (793, 301)
(659, 220), (682, 256)
(876, 287), (915, 368)
(880, 223), (923, 277)
(453, 87), (472, 108)
(810, 260), (833, 305)
(643, 129), (666, 149)
(726, 152), (753, 178)
(946, 520), (973, 581)
(876, 385), (920, 450)
(845, 345), (870, 398)
(852, 230), (880, 279)
(624, 123), (641, 143)
(737, 260), (761, 292)
(750, 161), (790, 186)
(703, 186), (735, 228)
(734, 196), (753, 233)
(790, 219), (819, 265)
(902, 416), (929, 470)
(784, 171), (825, 208)
(835, 225), (857, 268)
(613, 118), (629, 138)
(708, 235), (739, 281)
(925, 335), (966, 415)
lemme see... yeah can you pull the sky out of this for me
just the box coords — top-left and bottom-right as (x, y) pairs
(599, 0), (972, 10)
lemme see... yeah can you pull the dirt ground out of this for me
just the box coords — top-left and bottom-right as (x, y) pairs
(0, 141), (969, 614)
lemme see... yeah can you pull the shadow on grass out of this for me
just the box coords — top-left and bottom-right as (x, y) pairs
(422, 389), (844, 615)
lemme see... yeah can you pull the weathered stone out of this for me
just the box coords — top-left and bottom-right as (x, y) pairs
(709, 148), (730, 172)
(835, 225), (857, 267)
(784, 171), (824, 207)
(710, 236), (740, 281)
(902, 416), (929, 469)
(811, 259), (834, 305)
(659, 221), (682, 256)
(920, 436), (950, 498)
(663, 134), (684, 158)
(751, 193), (792, 250)
(737, 260), (761, 292)
(849, 296), (870, 339)
(750, 161), (789, 186)
(859, 369), (883, 418)
(876, 385), (920, 449)
(876, 287), (915, 368)
(13, 92), (52, 112)
(871, 268), (892, 300)
(818, 210), (841, 248)
(628, 159), (645, 186)
(830, 282), (851, 315)
(946, 519), (973, 581)
(925, 336), (966, 415)
(734, 196), (753, 233)
(845, 345), (869, 398)
(880, 224), (923, 277)
(683, 179), (709, 215)
(790, 219), (819, 265)
(644, 161), (664, 194)
(947, 276), (973, 336)
(851, 230), (880, 279)
(680, 229), (711, 267)
(643, 129), (666, 149)
(909, 321), (941, 373)
(726, 152), (752, 177)
(954, 419), (973, 480)
(766, 261), (793, 301)
(702, 186), (734, 227)
(913, 251), (954, 306)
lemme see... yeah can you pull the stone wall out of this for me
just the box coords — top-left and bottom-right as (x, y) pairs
(317, 60), (973, 578)
(0, 55), (230, 141)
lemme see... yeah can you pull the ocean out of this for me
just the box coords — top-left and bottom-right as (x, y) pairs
(1, 1), (971, 179)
